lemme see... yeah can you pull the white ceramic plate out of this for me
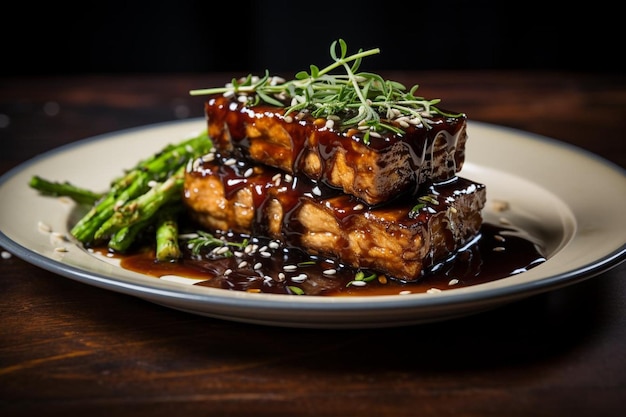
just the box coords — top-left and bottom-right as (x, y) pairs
(1, 119), (624, 328)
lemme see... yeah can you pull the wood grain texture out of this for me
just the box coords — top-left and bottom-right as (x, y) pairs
(1, 72), (624, 417)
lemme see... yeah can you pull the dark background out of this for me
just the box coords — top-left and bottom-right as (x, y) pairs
(3, 0), (623, 77)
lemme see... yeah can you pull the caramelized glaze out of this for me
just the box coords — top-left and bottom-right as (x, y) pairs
(205, 95), (467, 205)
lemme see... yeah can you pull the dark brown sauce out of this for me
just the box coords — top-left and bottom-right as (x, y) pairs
(111, 98), (545, 296)
(205, 96), (467, 204)
(117, 222), (546, 296)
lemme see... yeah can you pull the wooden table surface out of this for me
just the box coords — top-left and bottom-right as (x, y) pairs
(1, 71), (625, 417)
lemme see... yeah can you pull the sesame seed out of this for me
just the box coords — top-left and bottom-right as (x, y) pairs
(369, 131), (382, 138)
(283, 264), (297, 272)
(260, 251), (272, 258)
(214, 246), (230, 255)
(494, 235), (506, 242)
(224, 269), (233, 276)
(350, 280), (366, 287)
(291, 274), (307, 283)
(254, 262), (263, 270)
(277, 272), (286, 281)
(323, 268), (337, 275)
(493, 247), (506, 252)
(244, 168), (254, 178)
(202, 152), (215, 162)
(269, 241), (280, 249)
(179, 232), (199, 239)
(54, 247), (68, 253)
(492, 199), (510, 212)
(51, 232), (66, 241)
(284, 115), (293, 123)
(284, 174), (293, 183)
(448, 278), (459, 286)
(224, 158), (237, 166)
(38, 221), (52, 233)
(389, 109), (402, 118)
(353, 203), (364, 211)
(233, 250), (244, 257)
(325, 119), (334, 129)
(270, 76), (285, 85)
(50, 236), (66, 246)
(237, 261), (248, 269)
(1, 250), (12, 259)
(399, 290), (412, 295)
(427, 288), (442, 294)
(259, 245), (268, 252)
(247, 244), (259, 254)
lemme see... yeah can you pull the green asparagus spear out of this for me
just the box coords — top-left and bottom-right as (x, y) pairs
(107, 219), (152, 253)
(70, 129), (211, 244)
(155, 208), (182, 262)
(71, 171), (152, 243)
(94, 165), (185, 240)
(29, 176), (102, 205)
(30, 129), (211, 258)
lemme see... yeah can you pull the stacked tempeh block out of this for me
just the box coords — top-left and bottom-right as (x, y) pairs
(183, 94), (486, 282)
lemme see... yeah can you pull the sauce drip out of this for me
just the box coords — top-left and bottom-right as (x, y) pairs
(205, 96), (467, 205)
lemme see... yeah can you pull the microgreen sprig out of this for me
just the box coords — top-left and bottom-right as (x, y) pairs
(409, 194), (440, 219)
(346, 270), (377, 287)
(184, 230), (248, 257)
(190, 39), (458, 134)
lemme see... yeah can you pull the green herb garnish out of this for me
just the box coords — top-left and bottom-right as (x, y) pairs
(346, 270), (377, 287)
(190, 39), (458, 134)
(408, 194), (440, 219)
(185, 231), (248, 257)
(288, 286), (305, 295)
